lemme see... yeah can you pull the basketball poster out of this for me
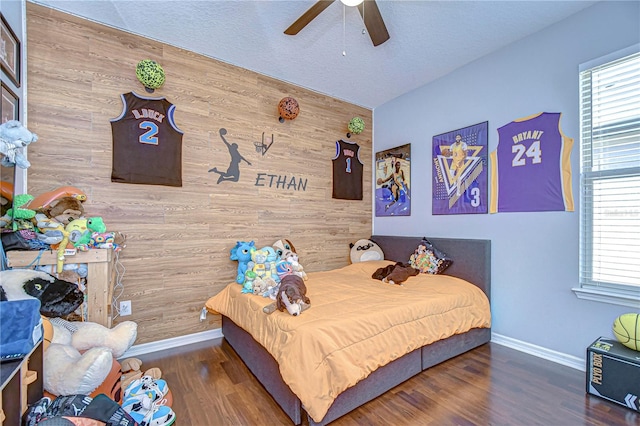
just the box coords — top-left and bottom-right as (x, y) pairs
(432, 122), (488, 215)
(375, 144), (411, 216)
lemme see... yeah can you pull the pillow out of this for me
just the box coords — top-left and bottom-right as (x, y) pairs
(409, 239), (452, 274)
(349, 239), (384, 263)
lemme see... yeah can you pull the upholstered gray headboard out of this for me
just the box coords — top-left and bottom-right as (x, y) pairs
(370, 235), (491, 300)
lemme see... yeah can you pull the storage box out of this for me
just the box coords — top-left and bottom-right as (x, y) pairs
(586, 337), (640, 411)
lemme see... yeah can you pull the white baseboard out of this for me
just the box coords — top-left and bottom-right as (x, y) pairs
(491, 333), (585, 372)
(119, 328), (223, 359)
(119, 329), (585, 373)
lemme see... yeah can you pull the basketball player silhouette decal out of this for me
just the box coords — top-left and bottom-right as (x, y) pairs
(209, 128), (252, 184)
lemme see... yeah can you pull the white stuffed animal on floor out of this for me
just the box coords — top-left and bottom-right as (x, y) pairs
(43, 317), (138, 396)
(0, 120), (38, 169)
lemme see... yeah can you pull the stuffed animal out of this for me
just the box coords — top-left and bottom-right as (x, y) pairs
(382, 263), (419, 285)
(3, 193), (36, 231)
(275, 259), (293, 280)
(34, 213), (65, 244)
(349, 238), (384, 263)
(42, 317), (138, 396)
(248, 248), (272, 282)
(253, 276), (278, 297)
(286, 253), (308, 281)
(230, 240), (255, 284)
(261, 246), (279, 281)
(0, 269), (84, 317)
(241, 270), (256, 294)
(273, 239), (297, 260)
(0, 120), (38, 169)
(66, 217), (107, 247)
(28, 186), (87, 225)
(274, 275), (310, 316)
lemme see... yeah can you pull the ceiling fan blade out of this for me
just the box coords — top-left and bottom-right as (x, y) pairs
(284, 0), (336, 35)
(357, 0), (390, 46)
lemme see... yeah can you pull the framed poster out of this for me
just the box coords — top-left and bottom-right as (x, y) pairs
(375, 143), (411, 216)
(432, 121), (488, 215)
(1, 82), (18, 122)
(1, 14), (20, 87)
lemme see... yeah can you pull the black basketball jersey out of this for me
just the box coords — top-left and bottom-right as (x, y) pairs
(332, 140), (364, 200)
(110, 92), (184, 187)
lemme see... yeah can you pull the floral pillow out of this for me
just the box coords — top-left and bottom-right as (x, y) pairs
(409, 239), (453, 274)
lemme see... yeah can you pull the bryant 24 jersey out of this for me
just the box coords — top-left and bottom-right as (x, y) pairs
(490, 112), (574, 213)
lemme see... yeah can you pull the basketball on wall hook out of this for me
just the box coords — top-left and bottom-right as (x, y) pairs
(278, 97), (300, 123)
(346, 117), (365, 138)
(136, 59), (165, 93)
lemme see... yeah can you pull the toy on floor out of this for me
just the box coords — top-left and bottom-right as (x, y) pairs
(42, 317), (138, 396)
(120, 357), (163, 390)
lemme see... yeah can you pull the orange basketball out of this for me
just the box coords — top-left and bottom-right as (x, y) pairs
(278, 97), (300, 120)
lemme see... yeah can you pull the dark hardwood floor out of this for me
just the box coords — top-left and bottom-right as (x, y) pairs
(135, 338), (637, 425)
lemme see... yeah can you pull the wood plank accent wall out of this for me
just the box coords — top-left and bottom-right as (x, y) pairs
(24, 3), (372, 344)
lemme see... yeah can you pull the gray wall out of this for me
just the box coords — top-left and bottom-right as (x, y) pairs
(373, 1), (640, 363)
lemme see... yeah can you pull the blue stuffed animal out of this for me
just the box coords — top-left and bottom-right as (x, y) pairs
(230, 240), (255, 284)
(261, 246), (280, 283)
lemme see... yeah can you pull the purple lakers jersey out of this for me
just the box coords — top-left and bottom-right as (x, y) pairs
(111, 92), (184, 187)
(490, 112), (574, 213)
(332, 140), (364, 200)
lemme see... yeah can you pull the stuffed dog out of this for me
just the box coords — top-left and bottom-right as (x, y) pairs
(372, 262), (419, 286)
(263, 274), (310, 316)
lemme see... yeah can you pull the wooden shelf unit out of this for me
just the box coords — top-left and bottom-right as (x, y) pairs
(6, 249), (116, 328)
(0, 340), (43, 426)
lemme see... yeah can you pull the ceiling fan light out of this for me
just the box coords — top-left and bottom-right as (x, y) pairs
(340, 0), (364, 7)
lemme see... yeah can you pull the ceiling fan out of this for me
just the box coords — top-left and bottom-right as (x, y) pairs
(284, 0), (390, 47)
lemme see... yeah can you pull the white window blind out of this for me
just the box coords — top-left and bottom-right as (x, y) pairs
(577, 48), (640, 308)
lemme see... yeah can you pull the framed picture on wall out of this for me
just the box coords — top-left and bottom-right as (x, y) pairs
(1, 81), (18, 122)
(1, 14), (21, 87)
(375, 143), (411, 217)
(432, 121), (488, 215)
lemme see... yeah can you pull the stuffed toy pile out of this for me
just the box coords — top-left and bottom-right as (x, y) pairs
(0, 269), (138, 397)
(230, 238), (311, 315)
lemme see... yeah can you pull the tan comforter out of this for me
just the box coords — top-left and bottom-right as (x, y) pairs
(205, 260), (491, 422)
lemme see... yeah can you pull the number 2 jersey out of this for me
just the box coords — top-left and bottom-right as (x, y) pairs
(111, 92), (184, 187)
(489, 112), (574, 213)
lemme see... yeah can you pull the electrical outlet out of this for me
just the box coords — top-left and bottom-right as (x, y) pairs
(120, 300), (132, 316)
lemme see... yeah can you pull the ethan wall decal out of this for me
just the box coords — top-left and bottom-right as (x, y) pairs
(432, 121), (488, 215)
(375, 143), (411, 217)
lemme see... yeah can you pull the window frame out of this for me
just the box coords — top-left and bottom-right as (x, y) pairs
(573, 44), (640, 309)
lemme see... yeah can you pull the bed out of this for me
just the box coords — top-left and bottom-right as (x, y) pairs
(205, 235), (491, 425)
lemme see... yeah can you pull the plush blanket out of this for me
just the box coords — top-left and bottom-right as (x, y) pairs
(206, 260), (491, 422)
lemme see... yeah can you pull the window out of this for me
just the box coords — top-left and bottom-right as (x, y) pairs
(574, 45), (640, 308)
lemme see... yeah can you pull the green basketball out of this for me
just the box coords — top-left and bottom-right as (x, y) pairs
(348, 117), (365, 135)
(136, 59), (165, 89)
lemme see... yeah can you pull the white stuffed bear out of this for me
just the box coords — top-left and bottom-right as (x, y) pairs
(0, 120), (38, 169)
(43, 318), (138, 396)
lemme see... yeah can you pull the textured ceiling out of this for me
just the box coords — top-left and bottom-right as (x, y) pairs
(31, 0), (598, 108)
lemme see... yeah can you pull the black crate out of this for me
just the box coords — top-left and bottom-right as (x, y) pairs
(586, 337), (640, 412)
